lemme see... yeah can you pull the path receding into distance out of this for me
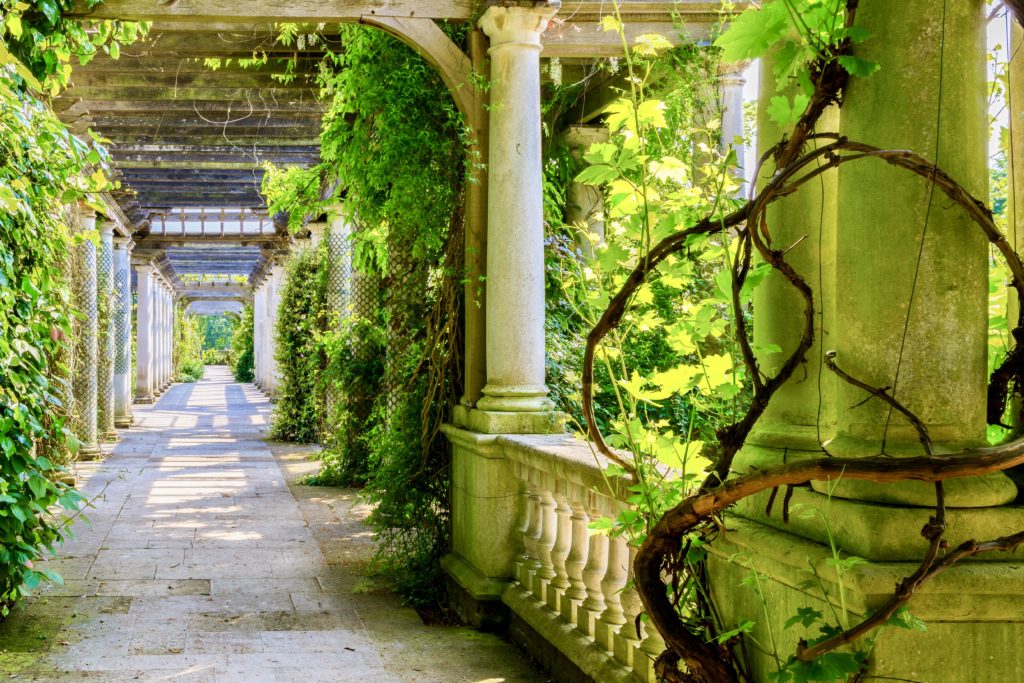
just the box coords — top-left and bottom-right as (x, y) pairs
(0, 366), (543, 683)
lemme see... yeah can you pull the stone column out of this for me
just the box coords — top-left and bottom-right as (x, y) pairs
(154, 280), (165, 392)
(74, 209), (100, 459)
(266, 263), (283, 395)
(134, 263), (156, 404)
(473, 2), (559, 431)
(737, 52), (839, 462)
(253, 277), (265, 389)
(561, 125), (609, 258)
(308, 221), (326, 250)
(718, 62), (748, 193)
(113, 236), (134, 427)
(326, 207), (352, 322)
(830, 0), (1014, 505)
(96, 221), (117, 440)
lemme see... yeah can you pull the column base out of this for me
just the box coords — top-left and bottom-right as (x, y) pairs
(453, 404), (565, 435)
(114, 416), (133, 428)
(101, 430), (119, 443)
(135, 394), (155, 405)
(77, 445), (102, 461)
(733, 442), (1019, 508)
(710, 517), (1024, 682)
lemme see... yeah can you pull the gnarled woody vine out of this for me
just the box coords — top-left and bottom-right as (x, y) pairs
(579, 2), (1024, 680)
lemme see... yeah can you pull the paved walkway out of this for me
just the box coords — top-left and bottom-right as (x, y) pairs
(0, 366), (543, 682)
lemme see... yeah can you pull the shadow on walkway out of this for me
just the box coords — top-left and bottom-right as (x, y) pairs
(0, 366), (544, 682)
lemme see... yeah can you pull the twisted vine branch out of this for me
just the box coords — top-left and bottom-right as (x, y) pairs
(579, 2), (1024, 680)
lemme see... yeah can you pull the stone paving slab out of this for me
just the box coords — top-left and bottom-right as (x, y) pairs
(0, 366), (546, 682)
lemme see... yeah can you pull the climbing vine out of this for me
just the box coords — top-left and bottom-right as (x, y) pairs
(574, 2), (1024, 681)
(0, 0), (145, 615)
(269, 244), (330, 443)
(231, 304), (255, 383)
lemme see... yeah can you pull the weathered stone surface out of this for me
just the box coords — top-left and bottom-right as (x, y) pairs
(2, 366), (542, 682)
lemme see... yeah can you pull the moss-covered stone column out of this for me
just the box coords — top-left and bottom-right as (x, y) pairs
(562, 125), (609, 258)
(830, 0), (1014, 505)
(740, 53), (838, 461)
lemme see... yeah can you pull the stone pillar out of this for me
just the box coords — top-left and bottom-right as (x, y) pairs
(154, 280), (166, 392)
(134, 263), (156, 404)
(308, 221), (326, 250)
(710, 6), (1024, 682)
(830, 0), (1014, 505)
(561, 125), (609, 258)
(266, 263), (283, 395)
(1010, 21), (1023, 264)
(113, 236), (134, 427)
(253, 278), (264, 389)
(326, 207), (352, 322)
(96, 221), (117, 440)
(460, 28), (489, 410)
(718, 61), (748, 193)
(737, 52), (838, 460)
(473, 3), (560, 431)
(74, 209), (100, 459)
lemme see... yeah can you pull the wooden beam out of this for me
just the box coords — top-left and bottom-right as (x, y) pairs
(59, 85), (319, 103)
(71, 0), (476, 22)
(113, 159), (309, 170)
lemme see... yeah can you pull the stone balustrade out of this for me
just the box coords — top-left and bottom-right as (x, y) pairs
(443, 430), (664, 682)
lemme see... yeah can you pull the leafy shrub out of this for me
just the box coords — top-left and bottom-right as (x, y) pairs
(231, 304), (255, 383)
(269, 246), (329, 443)
(202, 348), (230, 365)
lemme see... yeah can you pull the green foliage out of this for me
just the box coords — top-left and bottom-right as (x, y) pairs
(198, 314), (235, 352)
(714, 0), (874, 130)
(313, 315), (385, 486)
(0, 29), (131, 613)
(174, 310), (203, 383)
(260, 23), (467, 608)
(1, 0), (148, 95)
(269, 246), (329, 443)
(202, 348), (231, 365)
(231, 304), (255, 383)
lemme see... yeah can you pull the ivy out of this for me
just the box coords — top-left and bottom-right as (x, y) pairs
(231, 304), (255, 383)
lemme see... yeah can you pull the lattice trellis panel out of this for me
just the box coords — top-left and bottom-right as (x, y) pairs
(96, 235), (115, 436)
(71, 237), (99, 455)
(383, 234), (426, 416)
(326, 231), (352, 318)
(114, 268), (131, 375)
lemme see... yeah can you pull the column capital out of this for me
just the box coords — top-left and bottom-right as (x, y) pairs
(114, 235), (135, 251)
(98, 219), (116, 236)
(560, 124), (609, 153)
(717, 60), (751, 82)
(134, 262), (156, 275)
(478, 2), (559, 50)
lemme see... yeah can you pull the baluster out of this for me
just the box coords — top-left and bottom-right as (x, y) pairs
(579, 501), (608, 638)
(615, 546), (643, 669)
(534, 487), (558, 603)
(561, 498), (590, 625)
(595, 532), (628, 653)
(639, 619), (667, 683)
(523, 473), (543, 591)
(547, 489), (572, 612)
(512, 464), (532, 584)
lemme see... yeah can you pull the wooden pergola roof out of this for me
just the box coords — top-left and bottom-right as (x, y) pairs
(57, 1), (733, 290)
